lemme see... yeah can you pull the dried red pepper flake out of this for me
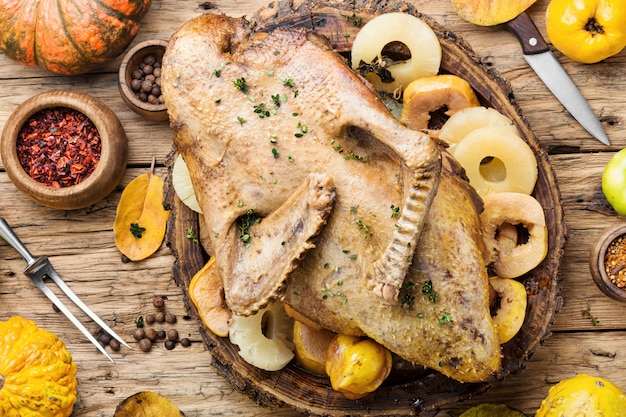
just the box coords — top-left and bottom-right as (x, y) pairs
(16, 107), (102, 188)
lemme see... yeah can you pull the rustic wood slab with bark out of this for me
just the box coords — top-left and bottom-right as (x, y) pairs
(1, 0), (626, 416)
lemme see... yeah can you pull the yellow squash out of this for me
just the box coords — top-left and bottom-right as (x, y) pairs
(0, 316), (78, 417)
(546, 0), (626, 63)
(536, 374), (626, 416)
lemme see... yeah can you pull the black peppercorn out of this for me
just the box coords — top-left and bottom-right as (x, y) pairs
(164, 340), (176, 350)
(180, 338), (192, 347)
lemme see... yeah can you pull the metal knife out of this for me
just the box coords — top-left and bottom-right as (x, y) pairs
(505, 12), (610, 146)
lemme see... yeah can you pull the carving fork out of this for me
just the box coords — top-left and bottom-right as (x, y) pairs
(0, 218), (130, 362)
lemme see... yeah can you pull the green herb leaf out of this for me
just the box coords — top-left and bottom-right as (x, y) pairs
(130, 223), (146, 238)
(234, 77), (248, 93)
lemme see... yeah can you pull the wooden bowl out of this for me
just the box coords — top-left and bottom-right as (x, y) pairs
(589, 223), (626, 301)
(1, 90), (128, 210)
(118, 39), (169, 121)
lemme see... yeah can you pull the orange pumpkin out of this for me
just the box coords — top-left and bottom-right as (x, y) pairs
(0, 0), (151, 74)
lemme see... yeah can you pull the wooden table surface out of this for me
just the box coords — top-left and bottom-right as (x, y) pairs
(1, 0), (626, 415)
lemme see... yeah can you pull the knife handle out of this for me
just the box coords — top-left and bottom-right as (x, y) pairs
(505, 12), (550, 55)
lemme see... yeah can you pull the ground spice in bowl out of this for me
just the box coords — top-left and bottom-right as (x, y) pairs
(590, 223), (626, 301)
(604, 234), (626, 289)
(1, 89), (128, 210)
(17, 107), (102, 188)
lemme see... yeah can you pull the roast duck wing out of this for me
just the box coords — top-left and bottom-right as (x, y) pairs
(162, 14), (501, 383)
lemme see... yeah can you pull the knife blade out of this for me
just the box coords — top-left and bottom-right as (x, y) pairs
(505, 12), (610, 146)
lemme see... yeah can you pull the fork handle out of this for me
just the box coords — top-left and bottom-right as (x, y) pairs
(0, 218), (37, 265)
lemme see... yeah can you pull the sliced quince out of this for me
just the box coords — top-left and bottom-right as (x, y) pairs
(293, 320), (336, 375)
(229, 300), (295, 371)
(400, 74), (479, 130)
(489, 277), (527, 344)
(451, 125), (538, 196)
(351, 13), (441, 94)
(438, 106), (518, 149)
(189, 257), (232, 337)
(452, 0), (537, 26)
(172, 154), (203, 214)
(480, 192), (548, 278)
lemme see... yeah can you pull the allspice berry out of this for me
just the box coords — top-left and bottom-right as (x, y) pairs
(139, 338), (152, 352)
(133, 328), (146, 341)
(165, 312), (177, 324)
(145, 328), (158, 342)
(155, 311), (166, 323)
(153, 296), (165, 309)
(144, 313), (155, 325)
(166, 329), (179, 342)
(109, 339), (121, 352)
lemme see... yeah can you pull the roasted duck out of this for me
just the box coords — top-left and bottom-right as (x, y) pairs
(162, 13), (501, 383)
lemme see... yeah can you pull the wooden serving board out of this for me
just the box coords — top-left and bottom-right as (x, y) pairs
(164, 1), (567, 415)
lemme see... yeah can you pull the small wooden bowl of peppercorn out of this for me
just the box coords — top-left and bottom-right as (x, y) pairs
(0, 89), (128, 210)
(118, 39), (169, 121)
(590, 223), (626, 301)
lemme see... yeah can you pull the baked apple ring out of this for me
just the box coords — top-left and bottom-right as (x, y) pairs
(481, 192), (548, 278)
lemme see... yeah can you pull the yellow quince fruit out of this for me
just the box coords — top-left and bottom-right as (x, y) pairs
(546, 0), (626, 63)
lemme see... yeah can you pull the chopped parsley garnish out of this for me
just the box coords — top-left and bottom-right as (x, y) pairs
(439, 312), (453, 327)
(422, 280), (438, 303)
(234, 77), (248, 93)
(356, 219), (371, 238)
(239, 208), (261, 247)
(253, 103), (271, 118)
(186, 226), (199, 243)
(401, 293), (415, 306)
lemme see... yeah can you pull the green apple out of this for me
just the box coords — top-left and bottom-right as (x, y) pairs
(602, 148), (626, 216)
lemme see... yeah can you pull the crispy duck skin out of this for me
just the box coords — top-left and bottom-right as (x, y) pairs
(162, 13), (500, 382)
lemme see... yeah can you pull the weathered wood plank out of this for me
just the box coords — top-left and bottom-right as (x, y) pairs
(2, 0), (626, 415)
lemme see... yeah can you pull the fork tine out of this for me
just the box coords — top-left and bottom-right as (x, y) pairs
(44, 266), (131, 350)
(31, 278), (116, 363)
